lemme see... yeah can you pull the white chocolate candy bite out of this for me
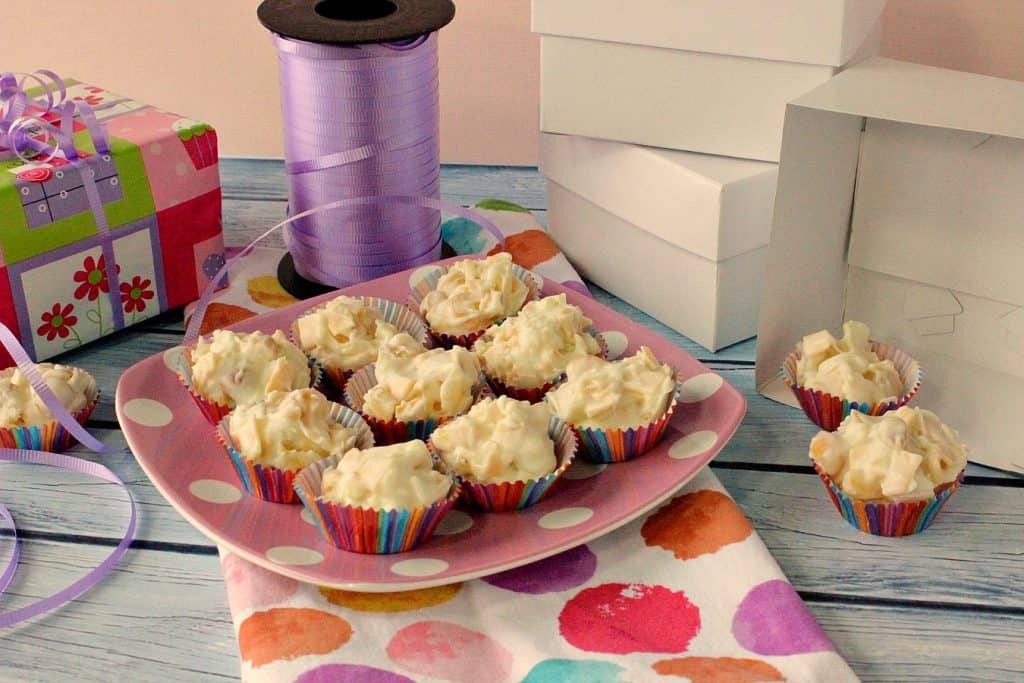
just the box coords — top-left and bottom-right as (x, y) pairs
(295, 296), (424, 372)
(362, 346), (480, 422)
(809, 407), (968, 502)
(319, 440), (451, 510)
(227, 389), (362, 471)
(546, 346), (676, 430)
(431, 396), (557, 483)
(419, 252), (529, 336)
(796, 320), (903, 405)
(0, 363), (93, 427)
(189, 329), (310, 408)
(473, 294), (601, 389)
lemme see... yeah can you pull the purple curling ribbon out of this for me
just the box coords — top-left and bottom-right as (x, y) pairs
(273, 32), (453, 287)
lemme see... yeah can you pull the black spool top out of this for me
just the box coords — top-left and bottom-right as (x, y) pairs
(258, 0), (455, 45)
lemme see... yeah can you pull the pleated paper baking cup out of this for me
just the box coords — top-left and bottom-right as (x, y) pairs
(409, 261), (541, 349)
(560, 381), (681, 464)
(289, 296), (432, 396)
(178, 348), (325, 425)
(0, 373), (100, 453)
(812, 461), (964, 537)
(293, 454), (460, 554)
(782, 341), (922, 431)
(217, 401), (373, 504)
(344, 363), (489, 445)
(429, 416), (578, 512)
(480, 329), (608, 404)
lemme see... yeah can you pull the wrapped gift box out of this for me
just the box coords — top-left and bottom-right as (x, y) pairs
(542, 133), (776, 350)
(756, 57), (1024, 473)
(534, 0), (883, 161)
(0, 78), (223, 361)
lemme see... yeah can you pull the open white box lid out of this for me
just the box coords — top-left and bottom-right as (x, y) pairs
(757, 57), (1024, 474)
(532, 0), (886, 67)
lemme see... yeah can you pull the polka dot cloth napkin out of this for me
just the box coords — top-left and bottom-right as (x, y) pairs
(206, 202), (857, 681)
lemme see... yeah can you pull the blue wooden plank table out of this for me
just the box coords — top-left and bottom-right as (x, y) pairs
(1, 160), (1022, 682)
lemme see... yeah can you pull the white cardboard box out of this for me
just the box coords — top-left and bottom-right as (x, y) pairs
(547, 180), (768, 351)
(533, 0), (887, 67)
(539, 27), (879, 162)
(756, 57), (1024, 473)
(539, 133), (778, 261)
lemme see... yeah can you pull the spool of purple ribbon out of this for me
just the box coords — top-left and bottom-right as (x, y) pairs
(259, 0), (458, 289)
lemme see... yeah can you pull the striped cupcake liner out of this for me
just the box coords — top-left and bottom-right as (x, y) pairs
(564, 381), (681, 464)
(178, 348), (326, 426)
(812, 461), (964, 537)
(782, 341), (922, 431)
(408, 261), (541, 349)
(344, 363), (490, 445)
(289, 296), (432, 397)
(217, 401), (373, 504)
(481, 329), (608, 404)
(429, 416), (578, 512)
(0, 378), (100, 453)
(293, 454), (460, 553)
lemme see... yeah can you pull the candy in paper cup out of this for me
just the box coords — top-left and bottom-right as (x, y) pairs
(289, 296), (432, 396)
(344, 363), (489, 445)
(781, 341), (922, 431)
(555, 379), (681, 464)
(429, 415), (578, 512)
(0, 370), (100, 453)
(480, 329), (608, 404)
(409, 260), (541, 348)
(216, 400), (373, 504)
(812, 461), (963, 537)
(293, 454), (460, 553)
(178, 348), (325, 425)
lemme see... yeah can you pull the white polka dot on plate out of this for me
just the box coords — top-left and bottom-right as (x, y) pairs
(266, 546), (323, 566)
(538, 507), (594, 530)
(601, 331), (627, 360)
(678, 373), (724, 403)
(433, 510), (473, 536)
(563, 462), (606, 480)
(174, 162), (188, 177)
(300, 508), (315, 525)
(391, 558), (448, 577)
(409, 265), (443, 289)
(163, 346), (184, 372)
(121, 398), (173, 427)
(189, 479), (241, 504)
(149, 142), (162, 155)
(668, 430), (719, 460)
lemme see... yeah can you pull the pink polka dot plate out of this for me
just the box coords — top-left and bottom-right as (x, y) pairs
(115, 261), (747, 591)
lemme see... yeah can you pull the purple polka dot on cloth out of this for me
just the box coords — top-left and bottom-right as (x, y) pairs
(483, 544), (597, 594)
(732, 580), (835, 655)
(560, 280), (592, 298)
(296, 664), (414, 683)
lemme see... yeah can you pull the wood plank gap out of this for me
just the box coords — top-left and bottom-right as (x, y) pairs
(86, 418), (121, 430)
(2, 528), (218, 555)
(711, 461), (1023, 488)
(799, 590), (1024, 617)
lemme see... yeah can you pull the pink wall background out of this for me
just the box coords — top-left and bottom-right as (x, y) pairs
(5, 1), (1024, 165)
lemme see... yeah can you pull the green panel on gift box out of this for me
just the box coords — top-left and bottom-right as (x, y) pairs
(0, 158), (33, 238)
(0, 133), (154, 265)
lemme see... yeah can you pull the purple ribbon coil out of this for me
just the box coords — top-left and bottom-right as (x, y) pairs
(275, 32), (447, 286)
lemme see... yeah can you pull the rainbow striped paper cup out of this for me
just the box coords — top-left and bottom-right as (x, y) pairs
(216, 400), (373, 504)
(429, 415), (578, 512)
(0, 370), (100, 453)
(344, 363), (490, 445)
(812, 461), (964, 537)
(289, 296), (432, 398)
(409, 260), (541, 349)
(782, 341), (922, 432)
(293, 453), (460, 554)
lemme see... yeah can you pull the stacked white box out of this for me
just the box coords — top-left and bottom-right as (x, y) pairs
(533, 0), (888, 349)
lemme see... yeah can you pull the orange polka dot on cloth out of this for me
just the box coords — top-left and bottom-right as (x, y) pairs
(238, 608), (352, 667)
(652, 657), (785, 682)
(319, 583), (462, 612)
(642, 490), (753, 560)
(487, 230), (561, 269)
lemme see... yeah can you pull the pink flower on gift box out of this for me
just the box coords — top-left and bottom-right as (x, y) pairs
(73, 255), (120, 301)
(16, 166), (53, 183)
(37, 303), (78, 341)
(73, 95), (103, 106)
(120, 275), (154, 314)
